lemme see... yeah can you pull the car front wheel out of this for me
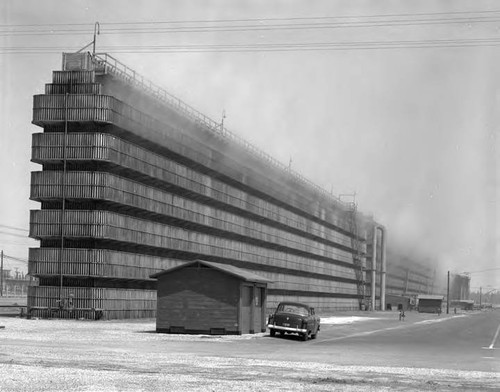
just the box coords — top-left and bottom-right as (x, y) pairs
(301, 332), (308, 341)
(270, 329), (276, 337)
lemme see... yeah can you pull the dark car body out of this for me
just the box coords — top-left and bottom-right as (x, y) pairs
(267, 301), (320, 341)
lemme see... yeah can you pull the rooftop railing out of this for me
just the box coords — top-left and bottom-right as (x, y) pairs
(92, 52), (347, 208)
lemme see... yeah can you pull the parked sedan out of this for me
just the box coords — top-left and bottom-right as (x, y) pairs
(267, 301), (320, 341)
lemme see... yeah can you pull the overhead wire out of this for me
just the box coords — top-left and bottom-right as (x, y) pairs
(0, 224), (28, 232)
(465, 267), (500, 274)
(2, 36), (499, 54)
(2, 8), (500, 28)
(1, 10), (500, 37)
(0, 230), (31, 239)
(1, 11), (498, 55)
(1, 16), (500, 36)
(3, 254), (29, 264)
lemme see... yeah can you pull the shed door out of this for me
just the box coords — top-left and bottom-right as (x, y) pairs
(253, 287), (264, 332)
(240, 286), (252, 334)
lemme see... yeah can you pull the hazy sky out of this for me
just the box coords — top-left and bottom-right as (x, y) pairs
(1, 0), (499, 289)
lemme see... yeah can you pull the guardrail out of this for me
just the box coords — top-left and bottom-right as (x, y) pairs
(92, 52), (347, 208)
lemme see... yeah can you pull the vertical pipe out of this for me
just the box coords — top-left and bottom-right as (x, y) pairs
(0, 250), (3, 297)
(371, 225), (377, 311)
(262, 286), (267, 332)
(379, 226), (387, 311)
(447, 271), (450, 314)
(404, 268), (409, 295)
(58, 93), (69, 303)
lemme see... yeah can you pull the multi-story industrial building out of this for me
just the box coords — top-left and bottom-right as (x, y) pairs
(28, 52), (388, 319)
(383, 249), (444, 310)
(450, 273), (471, 301)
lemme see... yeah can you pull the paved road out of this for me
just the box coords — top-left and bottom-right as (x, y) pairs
(0, 310), (499, 391)
(312, 310), (500, 372)
(140, 309), (499, 372)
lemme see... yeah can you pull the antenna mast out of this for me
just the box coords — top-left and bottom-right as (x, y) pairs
(92, 22), (100, 55)
(76, 22), (100, 54)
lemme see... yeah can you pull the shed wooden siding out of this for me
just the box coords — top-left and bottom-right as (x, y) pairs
(156, 267), (240, 333)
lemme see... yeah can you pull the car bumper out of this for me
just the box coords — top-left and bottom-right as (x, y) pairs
(267, 324), (307, 333)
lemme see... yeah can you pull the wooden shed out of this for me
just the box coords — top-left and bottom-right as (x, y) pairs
(150, 260), (272, 335)
(417, 295), (444, 313)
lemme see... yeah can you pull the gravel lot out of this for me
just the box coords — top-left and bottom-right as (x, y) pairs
(1, 315), (499, 391)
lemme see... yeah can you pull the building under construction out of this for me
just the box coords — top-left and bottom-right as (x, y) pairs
(28, 52), (388, 319)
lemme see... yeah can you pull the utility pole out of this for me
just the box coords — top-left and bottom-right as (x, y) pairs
(446, 270), (450, 314)
(480, 287), (482, 308)
(0, 250), (3, 297)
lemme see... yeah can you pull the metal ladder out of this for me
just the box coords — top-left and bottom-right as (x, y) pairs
(345, 199), (367, 310)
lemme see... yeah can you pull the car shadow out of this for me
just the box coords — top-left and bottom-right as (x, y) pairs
(269, 332), (308, 341)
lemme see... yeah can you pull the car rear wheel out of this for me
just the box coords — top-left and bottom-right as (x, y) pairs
(311, 332), (317, 339)
(270, 329), (276, 337)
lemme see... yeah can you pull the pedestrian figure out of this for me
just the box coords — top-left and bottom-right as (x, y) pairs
(399, 310), (405, 321)
(437, 307), (442, 316)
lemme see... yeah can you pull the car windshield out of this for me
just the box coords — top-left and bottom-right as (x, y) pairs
(277, 304), (309, 316)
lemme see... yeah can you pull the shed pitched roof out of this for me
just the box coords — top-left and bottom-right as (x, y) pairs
(150, 260), (273, 284)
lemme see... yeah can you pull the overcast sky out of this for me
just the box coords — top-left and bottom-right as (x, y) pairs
(1, 0), (499, 290)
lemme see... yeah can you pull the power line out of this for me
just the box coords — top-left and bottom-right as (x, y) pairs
(1, 14), (500, 36)
(0, 230), (31, 239)
(0, 241), (37, 248)
(0, 224), (29, 233)
(2, 8), (500, 28)
(1, 19), (499, 37)
(465, 267), (500, 274)
(3, 254), (29, 264)
(2, 37), (498, 55)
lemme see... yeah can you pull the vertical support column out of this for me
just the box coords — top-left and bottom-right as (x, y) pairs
(261, 286), (267, 332)
(249, 284), (255, 334)
(371, 226), (377, 311)
(238, 283), (243, 335)
(404, 268), (410, 295)
(380, 226), (387, 311)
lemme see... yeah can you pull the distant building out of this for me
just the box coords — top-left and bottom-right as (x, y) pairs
(1, 269), (30, 297)
(383, 249), (443, 310)
(450, 274), (470, 301)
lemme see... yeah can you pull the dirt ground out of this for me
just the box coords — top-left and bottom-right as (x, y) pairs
(1, 311), (499, 391)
